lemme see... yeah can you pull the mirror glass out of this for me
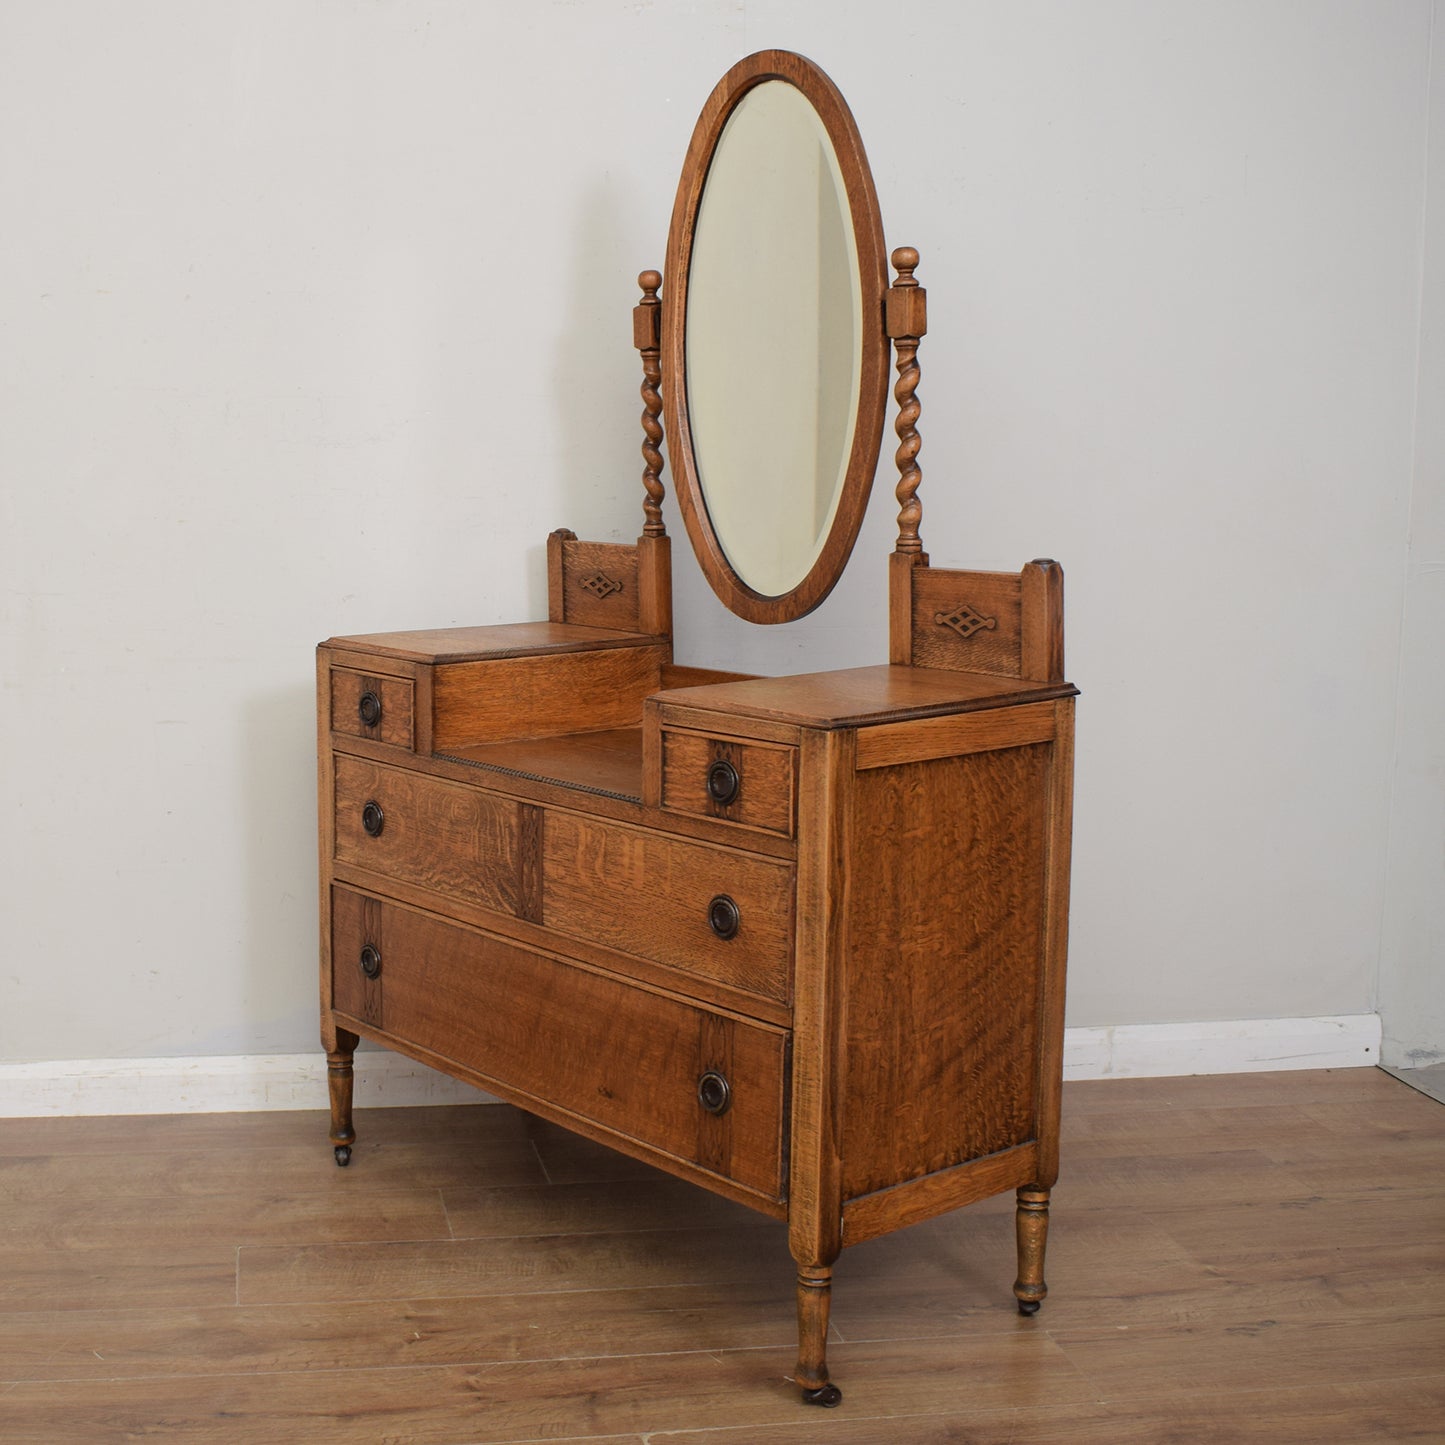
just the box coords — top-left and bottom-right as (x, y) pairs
(685, 81), (862, 599)
(663, 52), (888, 625)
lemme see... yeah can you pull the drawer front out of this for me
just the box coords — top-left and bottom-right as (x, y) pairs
(333, 755), (519, 915)
(331, 885), (788, 1200)
(543, 814), (793, 1003)
(330, 668), (414, 749)
(660, 729), (796, 837)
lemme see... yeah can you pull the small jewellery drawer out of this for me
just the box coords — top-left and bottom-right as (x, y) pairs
(330, 885), (789, 1201)
(543, 814), (793, 1004)
(330, 668), (414, 749)
(332, 755), (519, 914)
(660, 729), (797, 837)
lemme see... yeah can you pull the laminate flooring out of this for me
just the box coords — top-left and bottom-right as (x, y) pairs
(0, 1067), (1441, 1442)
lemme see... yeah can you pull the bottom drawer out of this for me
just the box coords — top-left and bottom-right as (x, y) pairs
(330, 885), (789, 1201)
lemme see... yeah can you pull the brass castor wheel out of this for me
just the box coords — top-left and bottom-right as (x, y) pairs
(801, 1383), (842, 1408)
(1017, 1298), (1042, 1316)
(334, 1144), (352, 1167)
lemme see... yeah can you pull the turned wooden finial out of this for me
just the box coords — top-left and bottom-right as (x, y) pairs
(886, 246), (928, 556)
(634, 270), (667, 538)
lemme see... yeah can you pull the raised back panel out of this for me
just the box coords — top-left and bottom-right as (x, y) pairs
(911, 567), (1023, 675)
(547, 530), (642, 631)
(547, 529), (673, 639)
(895, 559), (1064, 681)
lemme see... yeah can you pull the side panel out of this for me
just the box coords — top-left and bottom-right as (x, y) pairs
(842, 741), (1051, 1200)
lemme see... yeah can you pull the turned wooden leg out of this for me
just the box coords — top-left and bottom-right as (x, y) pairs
(1013, 1183), (1050, 1314)
(795, 1264), (842, 1407)
(326, 1027), (359, 1166)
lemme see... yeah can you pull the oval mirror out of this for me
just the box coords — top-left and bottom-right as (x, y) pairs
(663, 51), (889, 624)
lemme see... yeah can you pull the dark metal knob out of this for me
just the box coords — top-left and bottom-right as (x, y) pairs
(361, 800), (385, 837)
(706, 758), (740, 806)
(697, 1070), (731, 1115)
(359, 944), (382, 979)
(708, 894), (740, 940)
(358, 690), (383, 727)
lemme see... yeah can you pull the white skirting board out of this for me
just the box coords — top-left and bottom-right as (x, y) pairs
(0, 1013), (1382, 1119)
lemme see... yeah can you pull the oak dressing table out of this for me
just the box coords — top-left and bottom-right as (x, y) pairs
(317, 50), (1076, 1406)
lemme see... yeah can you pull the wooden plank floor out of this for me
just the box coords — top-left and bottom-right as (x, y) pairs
(1, 1067), (1442, 1442)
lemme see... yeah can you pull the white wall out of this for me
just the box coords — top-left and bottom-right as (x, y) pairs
(0, 1), (1438, 1070)
(1381, 0), (1445, 1070)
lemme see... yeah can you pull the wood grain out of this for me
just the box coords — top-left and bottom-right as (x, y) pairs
(636, 531), (672, 639)
(555, 537), (642, 632)
(330, 856), (793, 1028)
(327, 666), (415, 749)
(440, 727), (646, 802)
(888, 550), (926, 664)
(786, 728), (853, 1272)
(432, 643), (667, 747)
(0, 1335), (1090, 1443)
(855, 698), (1057, 769)
(239, 1223), (788, 1307)
(660, 728), (797, 835)
(842, 744), (1050, 1200)
(1021, 558), (1066, 681)
(546, 526), (573, 623)
(635, 268), (667, 541)
(609, 1377), (1445, 1444)
(325, 620), (658, 664)
(887, 246), (927, 555)
(664, 663), (1077, 728)
(331, 756), (520, 915)
(330, 888), (790, 1201)
(0, 1070), (1438, 1441)
(910, 565), (1025, 675)
(1033, 696), (1075, 1187)
(541, 811), (795, 1003)
(660, 663), (759, 689)
(0, 1277), (791, 1383)
(842, 1143), (1039, 1246)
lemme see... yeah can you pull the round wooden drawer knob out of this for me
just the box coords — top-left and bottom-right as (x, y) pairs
(361, 800), (385, 837)
(359, 944), (382, 979)
(358, 691), (383, 727)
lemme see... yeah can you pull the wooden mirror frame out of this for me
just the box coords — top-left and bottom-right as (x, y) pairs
(662, 50), (890, 625)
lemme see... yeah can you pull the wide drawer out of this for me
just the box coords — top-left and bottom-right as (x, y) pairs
(660, 728), (797, 837)
(542, 813), (794, 1004)
(330, 885), (789, 1201)
(333, 755), (520, 915)
(330, 668), (414, 749)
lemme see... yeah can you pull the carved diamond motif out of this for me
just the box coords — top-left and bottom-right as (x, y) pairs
(580, 572), (623, 599)
(934, 603), (997, 639)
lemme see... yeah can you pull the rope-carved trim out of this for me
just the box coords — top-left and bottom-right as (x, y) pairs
(888, 247), (926, 556)
(635, 270), (666, 538)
